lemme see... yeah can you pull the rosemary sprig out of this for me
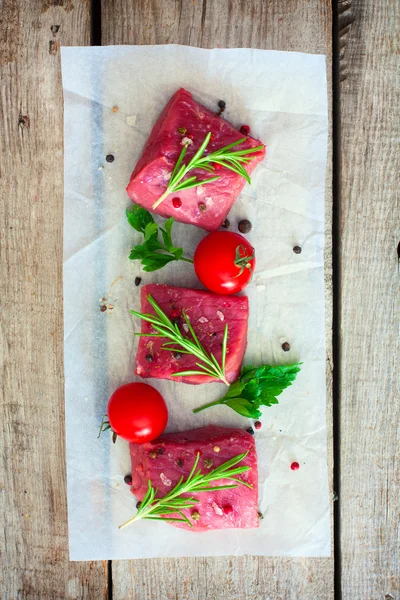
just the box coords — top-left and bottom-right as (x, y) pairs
(119, 451), (251, 529)
(131, 294), (229, 385)
(152, 132), (264, 209)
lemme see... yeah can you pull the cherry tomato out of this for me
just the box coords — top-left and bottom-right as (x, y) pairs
(194, 231), (255, 295)
(107, 382), (168, 444)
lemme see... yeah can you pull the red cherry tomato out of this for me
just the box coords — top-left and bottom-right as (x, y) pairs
(107, 383), (168, 444)
(194, 231), (255, 295)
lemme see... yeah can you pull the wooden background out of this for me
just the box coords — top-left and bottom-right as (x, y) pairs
(0, 1), (398, 598)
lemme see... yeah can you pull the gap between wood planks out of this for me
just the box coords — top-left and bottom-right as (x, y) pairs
(89, 2), (338, 599)
(332, 3), (342, 600)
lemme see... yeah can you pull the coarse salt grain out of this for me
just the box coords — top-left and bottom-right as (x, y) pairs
(160, 473), (172, 486)
(182, 324), (189, 333)
(212, 502), (223, 516)
(216, 311), (224, 321)
(198, 316), (209, 323)
(181, 136), (193, 146)
(126, 115), (137, 126)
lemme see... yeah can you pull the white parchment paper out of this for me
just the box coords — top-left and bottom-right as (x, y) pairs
(61, 45), (330, 561)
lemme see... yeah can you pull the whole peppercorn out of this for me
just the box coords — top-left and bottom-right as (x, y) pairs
(177, 459), (184, 467)
(221, 218), (230, 228)
(100, 305), (107, 312)
(106, 154), (115, 163)
(240, 125), (250, 135)
(136, 501), (142, 509)
(218, 100), (226, 109)
(145, 354), (153, 362)
(223, 504), (233, 514)
(149, 451), (158, 459)
(238, 219), (252, 234)
(254, 421), (262, 430)
(191, 510), (200, 521)
(291, 461), (300, 471)
(282, 342), (291, 352)
(157, 448), (164, 455)
(172, 197), (182, 208)
(135, 277), (142, 286)
(293, 246), (302, 254)
(173, 352), (182, 359)
(246, 427), (255, 435)
(124, 474), (133, 485)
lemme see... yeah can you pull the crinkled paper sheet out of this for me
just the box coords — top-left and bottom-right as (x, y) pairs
(61, 45), (330, 561)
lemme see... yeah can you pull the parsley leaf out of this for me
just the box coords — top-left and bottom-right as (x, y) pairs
(193, 363), (302, 417)
(126, 205), (193, 272)
(126, 204), (155, 233)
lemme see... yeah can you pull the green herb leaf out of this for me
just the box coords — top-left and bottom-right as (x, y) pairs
(126, 205), (155, 233)
(131, 294), (229, 385)
(118, 451), (251, 530)
(152, 132), (265, 209)
(141, 254), (177, 272)
(127, 206), (193, 271)
(193, 363), (302, 416)
(144, 222), (159, 241)
(224, 398), (263, 419)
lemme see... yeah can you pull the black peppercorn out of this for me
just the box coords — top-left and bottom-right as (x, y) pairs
(136, 501), (142, 509)
(135, 277), (142, 286)
(145, 354), (153, 362)
(238, 219), (252, 234)
(158, 448), (164, 455)
(171, 317), (180, 326)
(211, 332), (217, 337)
(100, 305), (107, 312)
(293, 246), (302, 254)
(124, 474), (133, 485)
(222, 218), (230, 228)
(106, 154), (115, 163)
(282, 342), (291, 352)
(218, 100), (226, 109)
(246, 427), (255, 435)
(173, 352), (181, 359)
(177, 459), (183, 467)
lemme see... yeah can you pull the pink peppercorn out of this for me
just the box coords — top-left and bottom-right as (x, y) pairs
(213, 162), (222, 170)
(291, 462), (300, 471)
(240, 125), (250, 135)
(223, 504), (233, 514)
(254, 421), (262, 430)
(172, 197), (182, 208)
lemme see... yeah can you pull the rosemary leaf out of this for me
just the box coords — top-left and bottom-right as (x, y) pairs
(118, 451), (250, 530)
(152, 132), (264, 208)
(131, 294), (229, 385)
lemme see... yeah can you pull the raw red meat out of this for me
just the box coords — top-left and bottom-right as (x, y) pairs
(129, 425), (259, 531)
(135, 284), (248, 385)
(126, 88), (266, 231)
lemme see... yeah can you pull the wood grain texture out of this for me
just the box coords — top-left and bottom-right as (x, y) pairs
(339, 1), (400, 599)
(102, 2), (334, 599)
(0, 1), (107, 598)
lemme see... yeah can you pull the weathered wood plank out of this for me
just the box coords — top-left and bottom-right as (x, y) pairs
(0, 2), (107, 598)
(339, 0), (400, 598)
(102, 2), (334, 598)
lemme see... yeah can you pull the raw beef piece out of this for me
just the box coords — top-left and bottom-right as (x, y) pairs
(126, 88), (266, 231)
(130, 425), (259, 531)
(135, 284), (248, 385)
